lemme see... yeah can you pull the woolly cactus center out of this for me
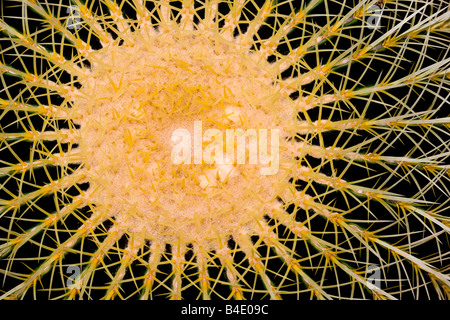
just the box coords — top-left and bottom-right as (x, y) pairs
(73, 29), (292, 244)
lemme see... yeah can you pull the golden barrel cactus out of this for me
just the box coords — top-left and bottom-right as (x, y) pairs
(0, 0), (449, 300)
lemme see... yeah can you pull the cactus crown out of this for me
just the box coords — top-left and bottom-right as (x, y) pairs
(0, 0), (449, 300)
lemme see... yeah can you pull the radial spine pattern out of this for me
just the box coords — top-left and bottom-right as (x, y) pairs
(0, 0), (450, 300)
